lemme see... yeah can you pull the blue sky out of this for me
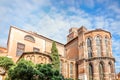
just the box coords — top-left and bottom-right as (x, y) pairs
(0, 0), (120, 73)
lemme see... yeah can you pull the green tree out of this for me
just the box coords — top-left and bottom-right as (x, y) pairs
(7, 59), (35, 80)
(7, 59), (64, 80)
(50, 41), (60, 71)
(0, 56), (14, 70)
(35, 64), (63, 80)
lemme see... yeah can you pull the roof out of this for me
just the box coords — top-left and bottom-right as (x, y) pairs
(85, 29), (112, 37)
(17, 52), (52, 62)
(7, 26), (64, 47)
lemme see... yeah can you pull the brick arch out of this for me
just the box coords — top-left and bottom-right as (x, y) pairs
(26, 55), (30, 61)
(88, 62), (94, 80)
(38, 56), (42, 63)
(86, 37), (93, 58)
(85, 36), (93, 46)
(31, 55), (35, 62)
(108, 61), (114, 73)
(99, 60), (106, 72)
(24, 35), (35, 43)
(104, 34), (111, 39)
(99, 61), (105, 80)
(94, 34), (103, 39)
(42, 57), (46, 63)
(104, 35), (110, 44)
(89, 62), (94, 70)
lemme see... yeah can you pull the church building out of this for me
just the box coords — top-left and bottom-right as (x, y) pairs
(0, 26), (115, 80)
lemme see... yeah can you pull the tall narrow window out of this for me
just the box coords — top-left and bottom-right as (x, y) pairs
(33, 47), (40, 52)
(70, 63), (73, 78)
(89, 63), (93, 80)
(16, 43), (25, 56)
(99, 62), (104, 80)
(87, 38), (92, 58)
(109, 62), (113, 80)
(64, 62), (67, 77)
(96, 36), (101, 57)
(105, 37), (109, 56)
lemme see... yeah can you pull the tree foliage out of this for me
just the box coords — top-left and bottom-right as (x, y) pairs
(7, 59), (63, 80)
(50, 41), (60, 71)
(35, 64), (63, 80)
(7, 59), (35, 80)
(0, 56), (14, 70)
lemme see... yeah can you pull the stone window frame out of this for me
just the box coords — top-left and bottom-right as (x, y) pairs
(86, 37), (93, 58)
(95, 36), (102, 57)
(99, 61), (105, 80)
(33, 47), (40, 52)
(24, 35), (35, 43)
(16, 42), (25, 56)
(104, 36), (109, 56)
(89, 63), (93, 80)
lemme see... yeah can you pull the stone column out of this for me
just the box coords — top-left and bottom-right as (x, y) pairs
(111, 62), (116, 80)
(62, 60), (64, 76)
(101, 37), (105, 57)
(104, 62), (109, 80)
(64, 61), (67, 78)
(93, 62), (99, 80)
(109, 39), (112, 57)
(67, 62), (69, 78)
(73, 62), (75, 79)
(92, 37), (97, 57)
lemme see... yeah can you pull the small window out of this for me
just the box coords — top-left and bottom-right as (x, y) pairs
(24, 35), (35, 43)
(16, 43), (25, 56)
(33, 47), (40, 52)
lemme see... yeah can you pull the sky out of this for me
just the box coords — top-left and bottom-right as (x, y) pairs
(0, 0), (120, 73)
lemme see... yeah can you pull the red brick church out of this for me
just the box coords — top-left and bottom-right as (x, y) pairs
(0, 26), (115, 80)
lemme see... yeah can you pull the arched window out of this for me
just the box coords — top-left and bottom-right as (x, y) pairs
(26, 56), (30, 61)
(87, 38), (92, 58)
(43, 57), (46, 63)
(99, 62), (104, 80)
(24, 35), (35, 43)
(108, 62), (112, 80)
(89, 63), (93, 80)
(105, 37), (109, 56)
(31, 55), (35, 62)
(96, 36), (101, 57)
(38, 56), (42, 63)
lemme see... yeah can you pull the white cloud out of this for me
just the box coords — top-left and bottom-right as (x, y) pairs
(0, 0), (120, 72)
(108, 3), (120, 14)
